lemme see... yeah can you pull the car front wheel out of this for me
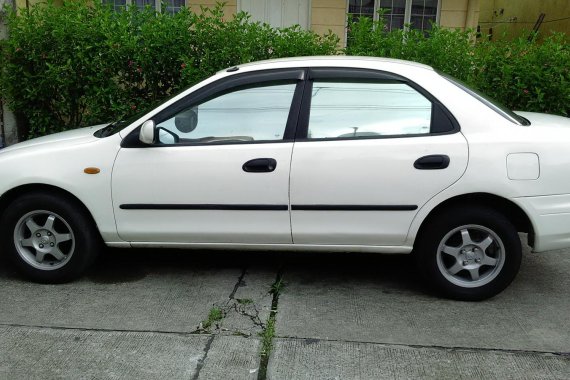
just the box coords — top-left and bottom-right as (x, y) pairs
(416, 206), (522, 301)
(0, 192), (100, 283)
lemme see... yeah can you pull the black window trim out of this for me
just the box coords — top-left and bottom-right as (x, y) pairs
(121, 68), (307, 148)
(294, 67), (460, 142)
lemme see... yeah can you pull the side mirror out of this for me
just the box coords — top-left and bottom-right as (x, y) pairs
(139, 120), (155, 145)
(174, 108), (198, 133)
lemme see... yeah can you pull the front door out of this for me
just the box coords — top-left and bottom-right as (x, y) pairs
(112, 69), (304, 244)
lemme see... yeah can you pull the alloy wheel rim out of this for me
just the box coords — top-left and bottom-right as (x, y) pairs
(13, 210), (75, 271)
(436, 224), (505, 288)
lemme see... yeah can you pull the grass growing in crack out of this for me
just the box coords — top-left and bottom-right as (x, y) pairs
(259, 314), (276, 357)
(258, 272), (284, 380)
(270, 277), (285, 296)
(202, 307), (224, 329)
(236, 298), (253, 305)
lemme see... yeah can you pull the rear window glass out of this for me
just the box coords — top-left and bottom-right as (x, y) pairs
(438, 72), (530, 126)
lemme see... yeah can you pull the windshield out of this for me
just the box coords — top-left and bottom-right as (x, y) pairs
(94, 107), (152, 138)
(94, 88), (190, 138)
(438, 71), (530, 126)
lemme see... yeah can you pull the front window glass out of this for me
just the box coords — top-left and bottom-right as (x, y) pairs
(155, 82), (297, 144)
(307, 80), (432, 139)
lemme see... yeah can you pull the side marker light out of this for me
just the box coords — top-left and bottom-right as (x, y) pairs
(84, 167), (100, 175)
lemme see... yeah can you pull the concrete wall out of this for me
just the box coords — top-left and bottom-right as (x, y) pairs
(479, 0), (570, 39)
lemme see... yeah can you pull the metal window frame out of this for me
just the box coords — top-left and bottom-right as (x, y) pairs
(405, 0), (441, 29)
(102, 0), (187, 13)
(346, 0), (441, 30)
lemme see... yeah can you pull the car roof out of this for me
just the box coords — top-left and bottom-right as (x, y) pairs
(217, 56), (434, 74)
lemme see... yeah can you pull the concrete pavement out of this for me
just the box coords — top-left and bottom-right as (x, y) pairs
(0, 242), (568, 379)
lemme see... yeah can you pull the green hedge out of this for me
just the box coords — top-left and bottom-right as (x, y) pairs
(346, 16), (569, 118)
(0, 1), (339, 138)
(1, 2), (568, 139)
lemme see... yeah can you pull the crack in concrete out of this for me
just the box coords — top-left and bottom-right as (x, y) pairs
(274, 335), (570, 357)
(191, 266), (284, 380)
(229, 267), (247, 300)
(191, 334), (215, 380)
(0, 322), (203, 336)
(257, 269), (284, 380)
(196, 265), (270, 337)
(2, 322), (567, 358)
(197, 294), (267, 336)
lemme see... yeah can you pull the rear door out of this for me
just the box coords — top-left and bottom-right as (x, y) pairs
(289, 68), (468, 246)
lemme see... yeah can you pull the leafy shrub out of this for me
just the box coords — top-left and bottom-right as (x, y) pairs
(473, 33), (569, 116)
(346, 15), (569, 117)
(0, 1), (339, 138)
(1, 2), (568, 140)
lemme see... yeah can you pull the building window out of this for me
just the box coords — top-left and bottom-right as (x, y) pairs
(103, 0), (127, 12)
(133, 0), (155, 10)
(348, 0), (375, 22)
(164, 0), (185, 14)
(348, 0), (440, 31)
(408, 0), (439, 31)
(379, 0), (406, 31)
(102, 0), (186, 13)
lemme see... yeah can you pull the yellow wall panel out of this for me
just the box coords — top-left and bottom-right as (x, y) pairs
(311, 7), (346, 26)
(479, 0), (570, 39)
(440, 0), (468, 12)
(440, 0), (480, 30)
(187, 0), (237, 18)
(188, 0), (236, 5)
(311, 23), (344, 37)
(16, 0), (63, 10)
(312, 0), (345, 9)
(440, 10), (468, 29)
(310, 0), (346, 46)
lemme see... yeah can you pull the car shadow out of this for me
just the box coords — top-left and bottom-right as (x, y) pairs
(0, 244), (545, 300)
(83, 247), (428, 295)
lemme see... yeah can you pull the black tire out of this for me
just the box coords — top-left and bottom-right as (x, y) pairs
(0, 192), (100, 283)
(415, 206), (522, 301)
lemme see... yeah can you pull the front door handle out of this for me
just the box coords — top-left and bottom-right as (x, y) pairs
(414, 155), (450, 170)
(242, 158), (277, 173)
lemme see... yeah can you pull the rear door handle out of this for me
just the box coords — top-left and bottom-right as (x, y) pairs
(414, 155), (450, 170)
(242, 158), (277, 173)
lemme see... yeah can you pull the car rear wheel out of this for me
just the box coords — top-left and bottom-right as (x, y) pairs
(0, 192), (100, 283)
(416, 206), (522, 301)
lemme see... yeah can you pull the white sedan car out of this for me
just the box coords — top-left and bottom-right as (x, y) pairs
(1, 57), (569, 300)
